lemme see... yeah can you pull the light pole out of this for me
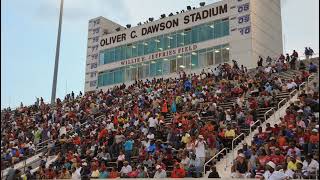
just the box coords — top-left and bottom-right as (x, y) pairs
(51, 0), (64, 105)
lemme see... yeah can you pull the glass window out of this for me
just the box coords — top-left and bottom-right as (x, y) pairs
(144, 40), (149, 55)
(157, 35), (164, 51)
(99, 52), (104, 65)
(214, 46), (222, 64)
(143, 62), (150, 78)
(214, 20), (222, 39)
(149, 38), (157, 53)
(169, 33), (177, 49)
(199, 25), (207, 42)
(126, 44), (133, 59)
(132, 43), (138, 57)
(221, 19), (229, 36)
(221, 44), (230, 62)
(114, 68), (124, 84)
(104, 49), (110, 64)
(207, 23), (214, 40)
(207, 51), (214, 66)
(103, 72), (113, 86)
(98, 74), (103, 87)
(184, 53), (191, 70)
(121, 46), (126, 60)
(170, 58), (177, 73)
(156, 59), (163, 76)
(184, 30), (191, 45)
(126, 65), (137, 81)
(177, 31), (184, 47)
(163, 58), (170, 75)
(138, 63), (144, 79)
(115, 47), (121, 61)
(109, 49), (115, 62)
(138, 42), (144, 56)
(163, 35), (169, 50)
(191, 51), (199, 69)
(150, 60), (157, 76)
(177, 55), (184, 71)
(199, 49), (207, 68)
(192, 26), (199, 43)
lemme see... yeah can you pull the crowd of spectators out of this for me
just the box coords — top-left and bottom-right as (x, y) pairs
(1, 51), (318, 179)
(231, 73), (319, 179)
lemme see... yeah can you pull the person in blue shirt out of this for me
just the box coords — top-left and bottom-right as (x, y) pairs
(171, 100), (177, 113)
(147, 140), (156, 155)
(124, 138), (134, 163)
(184, 79), (192, 91)
(308, 62), (318, 73)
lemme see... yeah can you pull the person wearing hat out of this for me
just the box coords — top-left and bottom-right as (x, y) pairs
(154, 164), (167, 178)
(262, 161), (288, 180)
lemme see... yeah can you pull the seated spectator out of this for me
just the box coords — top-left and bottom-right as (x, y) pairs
(171, 163), (186, 178)
(208, 166), (220, 178)
(154, 165), (167, 178)
(262, 161), (288, 180)
(120, 161), (132, 178)
(231, 153), (250, 178)
(302, 154), (319, 179)
(308, 62), (318, 73)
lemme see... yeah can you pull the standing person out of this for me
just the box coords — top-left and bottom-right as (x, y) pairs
(257, 56), (263, 67)
(123, 137), (134, 163)
(305, 47), (310, 60)
(195, 135), (206, 167)
(266, 56), (272, 66)
(285, 53), (290, 64)
(161, 99), (168, 118)
(308, 47), (314, 57)
(290, 50), (298, 70)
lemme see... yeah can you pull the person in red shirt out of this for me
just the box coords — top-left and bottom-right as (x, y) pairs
(171, 163), (186, 178)
(127, 166), (138, 178)
(308, 129), (319, 154)
(269, 148), (285, 165)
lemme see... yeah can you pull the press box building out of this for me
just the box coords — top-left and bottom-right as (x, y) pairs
(84, 0), (283, 92)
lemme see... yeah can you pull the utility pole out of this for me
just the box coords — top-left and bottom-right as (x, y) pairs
(51, 0), (64, 105)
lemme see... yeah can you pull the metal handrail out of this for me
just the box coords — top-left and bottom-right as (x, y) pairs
(289, 89), (297, 97)
(307, 73), (315, 85)
(299, 82), (306, 91)
(249, 120), (261, 137)
(264, 108), (275, 122)
(277, 98), (287, 110)
(232, 133), (245, 162)
(203, 148), (227, 176)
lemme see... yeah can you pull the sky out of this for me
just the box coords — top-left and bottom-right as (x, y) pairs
(1, 0), (319, 109)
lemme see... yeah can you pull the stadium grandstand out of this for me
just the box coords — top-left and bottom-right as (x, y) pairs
(1, 51), (319, 179)
(2, 0), (319, 179)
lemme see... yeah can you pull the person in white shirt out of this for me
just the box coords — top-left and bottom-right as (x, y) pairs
(263, 161), (289, 180)
(195, 135), (206, 167)
(148, 114), (158, 133)
(180, 153), (190, 169)
(286, 80), (297, 90)
(153, 165), (167, 178)
(120, 161), (132, 178)
(302, 155), (319, 178)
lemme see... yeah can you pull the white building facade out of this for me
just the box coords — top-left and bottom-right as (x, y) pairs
(85, 0), (283, 92)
